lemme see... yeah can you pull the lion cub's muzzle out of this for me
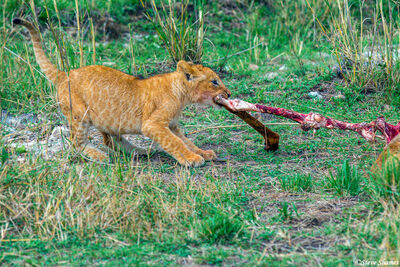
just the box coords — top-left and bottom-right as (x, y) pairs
(213, 88), (231, 106)
(219, 89), (231, 99)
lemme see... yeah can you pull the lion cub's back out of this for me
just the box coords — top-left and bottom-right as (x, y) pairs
(59, 65), (144, 134)
(70, 65), (137, 97)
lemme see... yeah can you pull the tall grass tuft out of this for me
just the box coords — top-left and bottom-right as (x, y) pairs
(0, 0), (9, 88)
(370, 156), (400, 204)
(327, 160), (363, 196)
(266, 0), (336, 48)
(195, 210), (244, 244)
(142, 0), (205, 63)
(310, 0), (400, 101)
(74, 0), (84, 67)
(272, 202), (300, 222)
(278, 173), (313, 193)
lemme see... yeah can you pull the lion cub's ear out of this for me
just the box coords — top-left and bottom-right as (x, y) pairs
(177, 60), (194, 72)
(177, 60), (195, 81)
(177, 60), (205, 82)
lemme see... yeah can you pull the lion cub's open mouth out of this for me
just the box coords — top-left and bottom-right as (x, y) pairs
(213, 94), (228, 107)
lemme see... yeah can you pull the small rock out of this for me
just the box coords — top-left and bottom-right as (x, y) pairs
(384, 104), (392, 112)
(279, 65), (287, 71)
(1, 110), (9, 121)
(2, 113), (37, 128)
(319, 52), (331, 58)
(332, 64), (344, 78)
(49, 126), (70, 142)
(333, 94), (346, 100)
(264, 72), (278, 80)
(309, 91), (323, 99)
(249, 64), (259, 71)
(223, 65), (233, 72)
(1, 124), (15, 134)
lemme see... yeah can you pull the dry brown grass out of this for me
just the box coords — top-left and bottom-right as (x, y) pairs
(0, 159), (238, 240)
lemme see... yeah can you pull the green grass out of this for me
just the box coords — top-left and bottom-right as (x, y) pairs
(278, 173), (313, 192)
(195, 209), (245, 244)
(272, 202), (300, 222)
(1, 0), (400, 265)
(327, 160), (363, 197)
(370, 156), (400, 203)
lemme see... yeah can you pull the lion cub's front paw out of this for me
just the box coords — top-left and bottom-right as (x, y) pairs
(182, 153), (205, 167)
(198, 149), (217, 161)
(81, 146), (109, 162)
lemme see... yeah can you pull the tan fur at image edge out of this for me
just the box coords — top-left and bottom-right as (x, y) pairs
(372, 134), (400, 173)
(13, 18), (231, 166)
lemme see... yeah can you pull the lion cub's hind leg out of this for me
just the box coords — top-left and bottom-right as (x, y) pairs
(70, 121), (108, 161)
(102, 132), (147, 156)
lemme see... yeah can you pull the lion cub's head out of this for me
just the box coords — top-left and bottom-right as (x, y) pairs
(177, 60), (231, 106)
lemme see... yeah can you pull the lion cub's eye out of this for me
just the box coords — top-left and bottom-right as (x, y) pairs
(211, 80), (219, 86)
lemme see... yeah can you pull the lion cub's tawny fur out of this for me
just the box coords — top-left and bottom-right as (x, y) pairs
(14, 18), (231, 166)
(372, 134), (400, 174)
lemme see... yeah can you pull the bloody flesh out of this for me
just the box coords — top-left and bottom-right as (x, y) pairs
(215, 96), (400, 144)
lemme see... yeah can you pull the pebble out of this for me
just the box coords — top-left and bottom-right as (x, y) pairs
(319, 52), (331, 58)
(264, 72), (278, 80)
(384, 104), (392, 112)
(49, 126), (70, 142)
(1, 111), (38, 128)
(308, 91), (323, 99)
(333, 94), (346, 100)
(248, 64), (259, 71)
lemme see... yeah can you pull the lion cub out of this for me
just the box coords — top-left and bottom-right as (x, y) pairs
(372, 134), (400, 174)
(14, 18), (231, 166)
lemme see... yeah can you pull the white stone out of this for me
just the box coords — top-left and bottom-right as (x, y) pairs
(248, 64), (259, 71)
(49, 126), (69, 142)
(279, 65), (287, 71)
(264, 72), (278, 80)
(309, 91), (323, 99)
(333, 94), (346, 100)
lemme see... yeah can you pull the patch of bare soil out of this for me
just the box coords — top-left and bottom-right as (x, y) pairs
(0, 107), (233, 166)
(311, 77), (345, 94)
(250, 190), (363, 253)
(0, 110), (156, 163)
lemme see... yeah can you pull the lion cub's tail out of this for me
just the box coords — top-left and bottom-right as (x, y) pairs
(13, 18), (66, 85)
